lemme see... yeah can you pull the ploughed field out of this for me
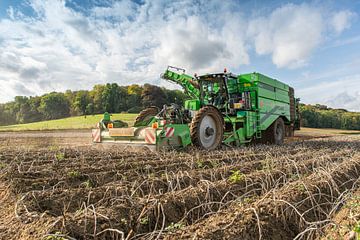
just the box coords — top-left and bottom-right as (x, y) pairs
(0, 131), (359, 240)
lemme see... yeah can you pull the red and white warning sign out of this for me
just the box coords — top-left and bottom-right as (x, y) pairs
(165, 127), (175, 138)
(145, 128), (156, 144)
(92, 129), (101, 143)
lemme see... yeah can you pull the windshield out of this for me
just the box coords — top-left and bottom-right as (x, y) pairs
(199, 75), (227, 107)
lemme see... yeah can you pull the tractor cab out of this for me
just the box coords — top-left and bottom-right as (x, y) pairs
(198, 74), (226, 106)
(197, 72), (245, 115)
(198, 73), (227, 110)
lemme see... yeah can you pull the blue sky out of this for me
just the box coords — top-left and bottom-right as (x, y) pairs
(0, 0), (359, 110)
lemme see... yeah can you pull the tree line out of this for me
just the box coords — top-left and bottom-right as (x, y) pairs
(1, 85), (360, 130)
(300, 104), (360, 130)
(0, 83), (187, 126)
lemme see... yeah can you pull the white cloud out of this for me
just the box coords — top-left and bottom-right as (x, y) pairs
(326, 91), (360, 111)
(297, 74), (360, 111)
(154, 15), (249, 73)
(248, 3), (324, 68)
(0, 0), (357, 107)
(0, 0), (251, 102)
(92, 0), (137, 21)
(331, 10), (356, 34)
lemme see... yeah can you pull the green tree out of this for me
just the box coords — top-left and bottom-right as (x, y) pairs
(163, 88), (187, 106)
(90, 84), (105, 113)
(127, 84), (143, 95)
(13, 96), (43, 123)
(0, 103), (16, 125)
(86, 103), (94, 115)
(126, 84), (143, 112)
(13, 96), (30, 123)
(141, 84), (167, 108)
(73, 90), (92, 115)
(300, 104), (360, 130)
(101, 83), (128, 113)
(27, 96), (43, 122)
(65, 90), (77, 115)
(102, 83), (119, 113)
(39, 92), (70, 120)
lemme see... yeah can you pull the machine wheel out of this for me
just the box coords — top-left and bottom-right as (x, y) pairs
(265, 118), (285, 145)
(190, 106), (224, 150)
(134, 107), (159, 126)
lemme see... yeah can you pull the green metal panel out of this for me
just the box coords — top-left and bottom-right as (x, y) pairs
(233, 72), (292, 140)
(176, 125), (192, 146)
(276, 88), (290, 103)
(258, 87), (276, 100)
(258, 97), (291, 130)
(185, 99), (200, 111)
(162, 69), (200, 99)
(223, 115), (248, 146)
(99, 123), (192, 149)
(245, 111), (256, 138)
(256, 73), (289, 91)
(103, 112), (111, 121)
(226, 78), (239, 94)
(237, 74), (252, 83)
(157, 124), (191, 148)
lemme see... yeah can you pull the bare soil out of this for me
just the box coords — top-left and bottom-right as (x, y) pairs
(0, 130), (359, 240)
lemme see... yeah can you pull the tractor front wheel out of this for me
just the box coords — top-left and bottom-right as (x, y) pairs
(134, 107), (159, 127)
(190, 106), (224, 150)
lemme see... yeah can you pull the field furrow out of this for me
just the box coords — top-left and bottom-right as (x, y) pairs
(0, 133), (359, 240)
(167, 156), (360, 240)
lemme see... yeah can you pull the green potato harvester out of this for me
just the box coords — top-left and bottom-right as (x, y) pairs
(92, 66), (300, 150)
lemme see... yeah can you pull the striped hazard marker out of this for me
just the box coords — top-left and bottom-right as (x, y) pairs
(165, 127), (175, 138)
(145, 129), (156, 144)
(92, 129), (101, 143)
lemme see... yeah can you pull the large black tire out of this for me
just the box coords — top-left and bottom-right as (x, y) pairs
(190, 106), (224, 150)
(134, 107), (159, 127)
(263, 118), (285, 145)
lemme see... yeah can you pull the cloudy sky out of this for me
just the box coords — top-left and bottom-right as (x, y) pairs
(0, 0), (359, 110)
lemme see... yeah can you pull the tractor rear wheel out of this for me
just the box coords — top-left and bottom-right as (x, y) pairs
(190, 106), (224, 150)
(134, 107), (159, 127)
(264, 118), (285, 145)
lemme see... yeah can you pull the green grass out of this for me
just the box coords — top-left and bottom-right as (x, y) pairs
(0, 113), (137, 132)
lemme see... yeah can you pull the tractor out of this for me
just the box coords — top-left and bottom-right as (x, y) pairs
(92, 66), (300, 150)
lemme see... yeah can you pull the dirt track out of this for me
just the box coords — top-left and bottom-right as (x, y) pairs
(0, 130), (359, 240)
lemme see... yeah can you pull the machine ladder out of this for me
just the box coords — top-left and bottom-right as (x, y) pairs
(255, 110), (261, 138)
